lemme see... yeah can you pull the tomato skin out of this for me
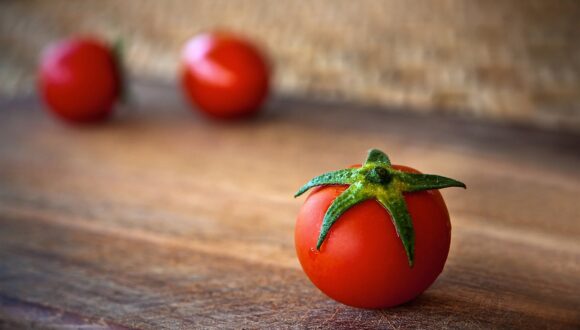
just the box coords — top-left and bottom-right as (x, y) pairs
(295, 165), (451, 309)
(38, 37), (120, 123)
(181, 33), (270, 119)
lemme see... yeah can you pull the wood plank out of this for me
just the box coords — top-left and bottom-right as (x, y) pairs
(0, 214), (578, 329)
(0, 81), (579, 328)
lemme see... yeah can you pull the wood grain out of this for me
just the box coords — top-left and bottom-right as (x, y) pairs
(0, 81), (579, 329)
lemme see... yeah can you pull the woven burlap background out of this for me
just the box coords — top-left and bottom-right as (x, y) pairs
(1, 0), (579, 130)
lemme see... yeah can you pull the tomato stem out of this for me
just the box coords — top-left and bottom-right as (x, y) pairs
(295, 148), (466, 267)
(366, 167), (392, 184)
(112, 38), (129, 104)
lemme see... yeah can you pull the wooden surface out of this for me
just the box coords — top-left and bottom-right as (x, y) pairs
(0, 82), (579, 329)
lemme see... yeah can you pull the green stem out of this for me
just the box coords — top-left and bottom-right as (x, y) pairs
(295, 148), (466, 267)
(112, 38), (129, 104)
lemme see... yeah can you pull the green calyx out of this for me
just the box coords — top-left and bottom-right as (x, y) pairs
(111, 38), (129, 104)
(294, 148), (466, 267)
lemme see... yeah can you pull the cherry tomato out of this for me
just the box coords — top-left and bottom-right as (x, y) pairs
(38, 37), (121, 123)
(181, 32), (270, 119)
(295, 165), (452, 309)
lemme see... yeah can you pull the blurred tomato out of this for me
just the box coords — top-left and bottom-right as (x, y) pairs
(38, 37), (121, 123)
(181, 32), (270, 119)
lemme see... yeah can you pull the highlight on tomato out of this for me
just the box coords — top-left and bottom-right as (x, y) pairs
(180, 32), (271, 119)
(294, 149), (466, 309)
(38, 37), (125, 123)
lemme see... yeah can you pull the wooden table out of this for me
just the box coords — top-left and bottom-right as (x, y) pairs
(1, 82), (579, 329)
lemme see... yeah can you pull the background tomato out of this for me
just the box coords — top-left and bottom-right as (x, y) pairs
(181, 32), (270, 119)
(295, 165), (452, 309)
(38, 37), (121, 123)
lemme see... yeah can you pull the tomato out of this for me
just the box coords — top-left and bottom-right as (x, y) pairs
(294, 149), (465, 309)
(38, 37), (121, 123)
(181, 32), (270, 119)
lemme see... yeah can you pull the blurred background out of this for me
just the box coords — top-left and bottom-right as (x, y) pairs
(1, 0), (579, 131)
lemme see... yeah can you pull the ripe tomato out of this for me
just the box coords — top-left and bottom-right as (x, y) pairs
(181, 32), (270, 119)
(294, 150), (465, 309)
(38, 37), (121, 123)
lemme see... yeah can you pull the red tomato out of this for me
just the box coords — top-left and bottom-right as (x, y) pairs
(38, 37), (121, 123)
(295, 165), (451, 309)
(181, 32), (270, 119)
